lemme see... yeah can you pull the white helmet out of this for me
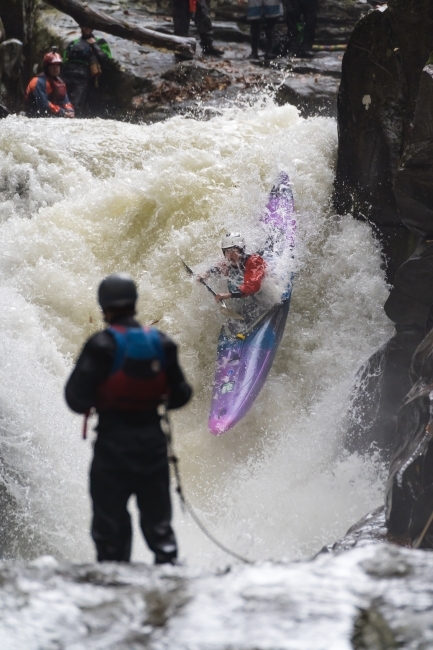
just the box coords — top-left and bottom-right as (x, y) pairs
(221, 232), (245, 250)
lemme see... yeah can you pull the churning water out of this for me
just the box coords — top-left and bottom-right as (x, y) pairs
(0, 101), (393, 565)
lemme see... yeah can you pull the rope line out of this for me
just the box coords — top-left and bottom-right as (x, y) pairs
(162, 408), (254, 565)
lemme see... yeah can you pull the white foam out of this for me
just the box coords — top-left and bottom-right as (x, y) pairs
(0, 106), (392, 564)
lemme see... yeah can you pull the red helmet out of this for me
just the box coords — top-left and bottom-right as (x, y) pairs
(43, 51), (63, 69)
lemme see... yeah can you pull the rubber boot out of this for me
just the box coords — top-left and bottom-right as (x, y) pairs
(249, 21), (260, 59)
(200, 35), (224, 56)
(264, 23), (276, 60)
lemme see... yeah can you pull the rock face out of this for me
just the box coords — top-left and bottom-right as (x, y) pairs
(385, 328), (433, 548)
(394, 64), (433, 237)
(334, 1), (433, 227)
(1, 545), (433, 648)
(338, 3), (433, 460)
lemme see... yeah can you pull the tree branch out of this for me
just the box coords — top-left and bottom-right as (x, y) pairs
(43, 0), (196, 56)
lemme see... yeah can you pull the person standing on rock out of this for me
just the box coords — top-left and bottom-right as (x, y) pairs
(242, 0), (283, 60)
(285, 0), (318, 58)
(25, 49), (75, 118)
(65, 273), (192, 564)
(172, 0), (224, 58)
(62, 24), (112, 116)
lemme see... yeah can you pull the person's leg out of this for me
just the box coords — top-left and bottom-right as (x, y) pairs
(250, 20), (261, 58)
(90, 464), (133, 562)
(300, 0), (318, 53)
(172, 0), (191, 36)
(64, 77), (89, 116)
(264, 18), (277, 59)
(195, 0), (223, 56)
(135, 461), (178, 564)
(285, 0), (302, 53)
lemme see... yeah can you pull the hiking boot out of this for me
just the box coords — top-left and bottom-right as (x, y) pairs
(201, 43), (224, 57)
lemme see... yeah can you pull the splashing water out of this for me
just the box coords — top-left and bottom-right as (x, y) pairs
(0, 102), (392, 564)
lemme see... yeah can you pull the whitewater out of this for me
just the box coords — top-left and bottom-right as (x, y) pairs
(0, 101), (393, 566)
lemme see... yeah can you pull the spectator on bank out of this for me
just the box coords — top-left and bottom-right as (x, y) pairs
(172, 0), (224, 58)
(25, 49), (74, 118)
(62, 24), (112, 116)
(285, 0), (318, 58)
(244, 0), (283, 60)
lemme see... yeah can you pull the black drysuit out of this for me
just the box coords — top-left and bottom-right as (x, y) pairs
(65, 315), (192, 563)
(286, 0), (318, 51)
(62, 36), (111, 114)
(172, 0), (214, 47)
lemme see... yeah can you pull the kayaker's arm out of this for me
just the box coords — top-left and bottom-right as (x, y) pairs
(197, 261), (228, 282)
(226, 254), (267, 299)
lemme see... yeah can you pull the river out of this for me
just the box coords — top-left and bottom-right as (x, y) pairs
(0, 101), (392, 566)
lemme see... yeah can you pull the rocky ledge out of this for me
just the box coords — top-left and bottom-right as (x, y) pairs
(1, 544), (432, 648)
(30, 0), (365, 121)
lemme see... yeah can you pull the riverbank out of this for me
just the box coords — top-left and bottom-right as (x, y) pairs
(29, 0), (365, 121)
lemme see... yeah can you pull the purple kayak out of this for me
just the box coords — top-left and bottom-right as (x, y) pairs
(208, 173), (296, 435)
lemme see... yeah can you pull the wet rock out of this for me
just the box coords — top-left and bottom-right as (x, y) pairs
(0, 39), (23, 112)
(346, 328), (424, 460)
(291, 54), (343, 77)
(385, 327), (433, 548)
(334, 1), (433, 226)
(352, 607), (397, 650)
(384, 242), (433, 329)
(326, 507), (388, 553)
(276, 70), (340, 117)
(394, 64), (433, 237)
(315, 0), (369, 45)
(2, 545), (433, 648)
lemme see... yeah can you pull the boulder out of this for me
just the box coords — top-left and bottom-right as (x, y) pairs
(334, 1), (433, 226)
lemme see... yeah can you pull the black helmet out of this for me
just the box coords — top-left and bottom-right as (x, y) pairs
(98, 273), (138, 311)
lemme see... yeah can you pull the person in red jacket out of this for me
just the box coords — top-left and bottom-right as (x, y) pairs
(199, 233), (266, 313)
(25, 49), (75, 118)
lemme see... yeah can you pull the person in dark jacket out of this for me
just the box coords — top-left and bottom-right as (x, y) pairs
(172, 0), (224, 58)
(62, 25), (112, 115)
(285, 0), (318, 58)
(25, 50), (75, 118)
(65, 273), (192, 564)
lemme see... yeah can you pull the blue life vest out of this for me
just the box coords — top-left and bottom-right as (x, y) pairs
(96, 325), (169, 411)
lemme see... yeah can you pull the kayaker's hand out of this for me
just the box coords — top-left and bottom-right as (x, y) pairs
(196, 273), (208, 282)
(215, 292), (231, 302)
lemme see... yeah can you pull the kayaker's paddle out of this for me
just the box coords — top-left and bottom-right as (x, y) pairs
(181, 258), (244, 321)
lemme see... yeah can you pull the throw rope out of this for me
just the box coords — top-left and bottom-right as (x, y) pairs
(161, 406), (254, 565)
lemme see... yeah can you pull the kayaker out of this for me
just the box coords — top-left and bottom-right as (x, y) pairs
(25, 49), (75, 118)
(65, 273), (192, 565)
(198, 233), (266, 306)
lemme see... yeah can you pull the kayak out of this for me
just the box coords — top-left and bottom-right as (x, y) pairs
(208, 172), (296, 435)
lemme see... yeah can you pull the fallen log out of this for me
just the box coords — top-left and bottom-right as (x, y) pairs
(43, 0), (196, 56)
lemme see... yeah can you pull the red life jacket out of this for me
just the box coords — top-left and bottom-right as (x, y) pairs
(48, 76), (67, 104)
(96, 325), (169, 412)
